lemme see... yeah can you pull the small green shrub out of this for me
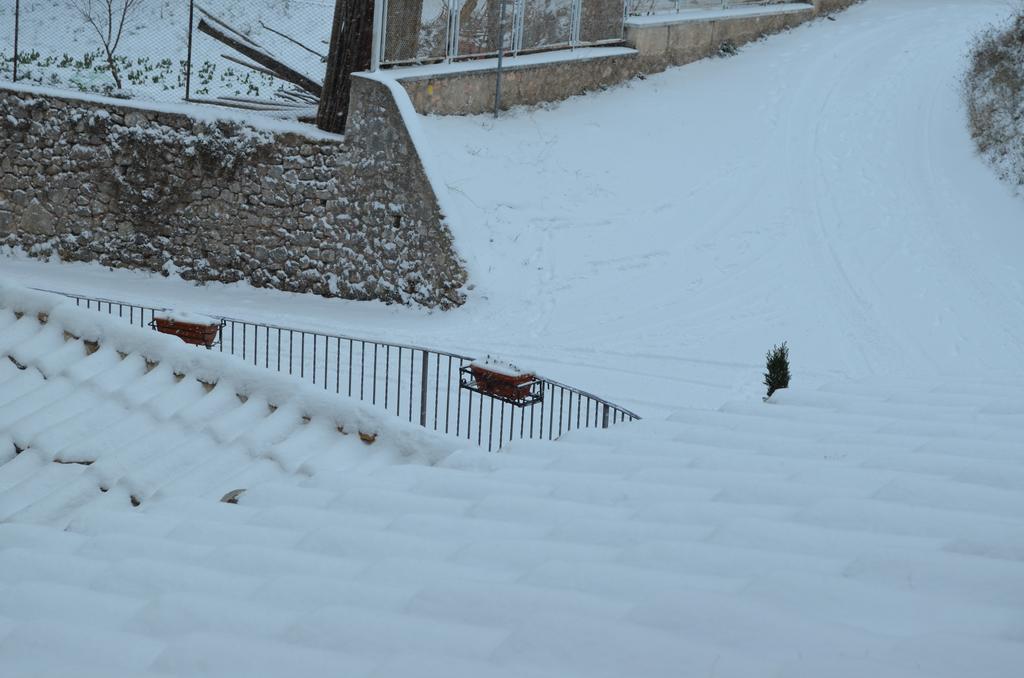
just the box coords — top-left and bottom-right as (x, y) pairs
(764, 342), (791, 398)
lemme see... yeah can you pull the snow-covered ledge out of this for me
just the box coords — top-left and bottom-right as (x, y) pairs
(625, 2), (818, 70)
(388, 47), (640, 116)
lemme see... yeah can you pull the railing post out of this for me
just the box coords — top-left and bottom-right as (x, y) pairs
(12, 0), (20, 82)
(370, 0), (385, 72)
(184, 0), (195, 101)
(601, 403), (610, 429)
(494, 0), (507, 118)
(419, 349), (429, 427)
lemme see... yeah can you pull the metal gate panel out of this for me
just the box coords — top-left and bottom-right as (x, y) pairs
(520, 0), (576, 52)
(382, 0), (451, 63)
(579, 0), (625, 43)
(378, 0), (625, 66)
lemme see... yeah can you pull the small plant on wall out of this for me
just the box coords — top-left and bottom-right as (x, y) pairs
(764, 342), (791, 399)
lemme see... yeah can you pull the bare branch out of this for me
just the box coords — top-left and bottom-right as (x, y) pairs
(258, 20), (327, 60)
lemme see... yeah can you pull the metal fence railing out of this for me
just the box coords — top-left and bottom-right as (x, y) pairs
(41, 288), (640, 451)
(1, 0), (332, 110)
(379, 0), (628, 67)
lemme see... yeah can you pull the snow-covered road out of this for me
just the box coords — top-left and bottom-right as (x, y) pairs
(5, 0), (1023, 416)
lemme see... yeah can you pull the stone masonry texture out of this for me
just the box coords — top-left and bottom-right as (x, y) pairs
(0, 76), (468, 309)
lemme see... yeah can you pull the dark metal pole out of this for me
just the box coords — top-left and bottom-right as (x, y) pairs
(419, 350), (429, 427)
(12, 0), (20, 82)
(184, 0), (195, 100)
(494, 0), (507, 118)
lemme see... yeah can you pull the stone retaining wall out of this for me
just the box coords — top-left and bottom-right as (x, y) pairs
(401, 51), (640, 117)
(625, 3), (817, 72)
(0, 76), (467, 309)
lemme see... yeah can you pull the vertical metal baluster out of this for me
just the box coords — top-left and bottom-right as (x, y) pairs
(384, 345), (390, 408)
(300, 333), (306, 380)
(335, 337), (341, 393)
(488, 399), (495, 452)
(445, 357), (453, 434)
(372, 344), (379, 404)
(403, 350), (411, 426)
(456, 367), (464, 438)
(347, 339), (353, 396)
(433, 355), (440, 430)
(558, 388), (565, 439)
(397, 348), (403, 417)
(231, 322), (235, 356)
(311, 334), (317, 385)
(537, 385), (544, 440)
(576, 393), (582, 430)
(567, 391), (573, 433)
(477, 395), (484, 447)
(242, 324), (246, 362)
(498, 402), (505, 450)
(277, 329), (282, 372)
(265, 326), (269, 368)
(509, 404), (516, 443)
(360, 341), (366, 400)
(465, 389), (472, 439)
(288, 331), (294, 375)
(419, 350), (429, 427)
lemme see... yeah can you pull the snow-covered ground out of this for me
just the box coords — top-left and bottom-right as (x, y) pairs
(3, 2), (1024, 675)
(6, 0), (1023, 419)
(3, 280), (1024, 678)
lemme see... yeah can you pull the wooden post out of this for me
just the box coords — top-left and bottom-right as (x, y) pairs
(317, 0), (377, 134)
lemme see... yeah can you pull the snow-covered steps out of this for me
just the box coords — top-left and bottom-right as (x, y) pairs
(2, 284), (1023, 676)
(0, 281), (460, 526)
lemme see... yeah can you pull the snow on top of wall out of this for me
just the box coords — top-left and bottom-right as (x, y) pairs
(625, 2), (814, 27)
(380, 46), (638, 80)
(0, 81), (344, 142)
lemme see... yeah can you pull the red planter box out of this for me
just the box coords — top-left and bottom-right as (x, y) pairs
(153, 317), (222, 348)
(470, 364), (536, 401)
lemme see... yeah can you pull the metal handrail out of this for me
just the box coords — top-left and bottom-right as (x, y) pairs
(36, 288), (640, 450)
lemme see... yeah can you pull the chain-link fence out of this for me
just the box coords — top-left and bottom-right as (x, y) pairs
(379, 0), (627, 66)
(186, 0), (332, 108)
(0, 1), (332, 108)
